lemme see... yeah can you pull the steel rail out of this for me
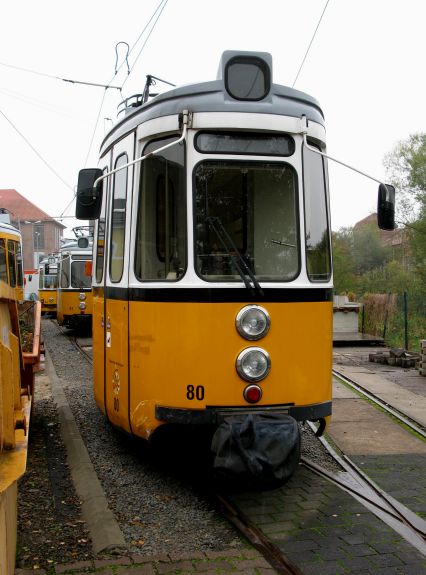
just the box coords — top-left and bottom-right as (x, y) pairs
(332, 368), (426, 440)
(215, 493), (305, 575)
(304, 423), (426, 555)
(52, 319), (93, 365)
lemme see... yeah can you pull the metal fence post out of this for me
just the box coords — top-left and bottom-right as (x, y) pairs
(404, 291), (409, 350)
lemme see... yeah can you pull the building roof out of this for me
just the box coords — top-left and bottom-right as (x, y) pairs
(354, 212), (404, 246)
(0, 189), (66, 228)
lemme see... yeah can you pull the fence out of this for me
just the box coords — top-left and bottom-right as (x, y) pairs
(361, 292), (426, 352)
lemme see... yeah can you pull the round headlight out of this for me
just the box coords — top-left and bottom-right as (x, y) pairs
(236, 305), (270, 340)
(236, 347), (271, 382)
(79, 302), (86, 310)
(79, 293), (86, 301)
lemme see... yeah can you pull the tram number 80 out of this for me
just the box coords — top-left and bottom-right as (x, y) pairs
(186, 385), (205, 401)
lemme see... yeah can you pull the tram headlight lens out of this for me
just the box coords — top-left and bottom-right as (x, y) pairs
(79, 302), (86, 310)
(79, 293), (86, 301)
(236, 347), (270, 382)
(236, 305), (270, 340)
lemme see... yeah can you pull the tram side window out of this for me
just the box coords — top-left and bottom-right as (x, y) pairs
(39, 267), (44, 289)
(109, 154), (128, 283)
(303, 144), (331, 282)
(7, 240), (16, 287)
(0, 239), (7, 282)
(95, 167), (108, 284)
(60, 255), (70, 288)
(135, 136), (186, 281)
(16, 242), (23, 288)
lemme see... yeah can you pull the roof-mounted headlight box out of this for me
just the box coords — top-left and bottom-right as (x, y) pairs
(219, 50), (272, 101)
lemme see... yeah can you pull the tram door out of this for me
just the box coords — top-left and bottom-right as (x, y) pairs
(92, 162), (110, 414)
(104, 134), (134, 431)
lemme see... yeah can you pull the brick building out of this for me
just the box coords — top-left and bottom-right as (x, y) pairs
(0, 189), (66, 269)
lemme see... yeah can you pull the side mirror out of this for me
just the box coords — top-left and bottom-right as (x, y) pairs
(76, 168), (103, 220)
(377, 183), (395, 231)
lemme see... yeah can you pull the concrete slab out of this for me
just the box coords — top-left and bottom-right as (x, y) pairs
(328, 396), (426, 455)
(334, 364), (426, 427)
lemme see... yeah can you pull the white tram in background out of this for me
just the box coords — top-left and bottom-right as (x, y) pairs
(76, 51), (395, 486)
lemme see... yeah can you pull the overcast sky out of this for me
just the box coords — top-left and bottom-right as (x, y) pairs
(0, 0), (425, 236)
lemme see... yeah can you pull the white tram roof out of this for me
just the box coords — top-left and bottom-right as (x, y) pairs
(101, 50), (325, 154)
(0, 220), (21, 239)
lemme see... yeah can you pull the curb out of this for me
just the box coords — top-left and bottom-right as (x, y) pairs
(44, 349), (127, 555)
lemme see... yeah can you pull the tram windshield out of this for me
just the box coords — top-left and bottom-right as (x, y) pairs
(44, 274), (58, 289)
(71, 260), (91, 289)
(194, 161), (299, 282)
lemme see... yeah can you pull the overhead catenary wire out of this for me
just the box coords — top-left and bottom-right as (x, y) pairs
(121, 0), (170, 90)
(0, 60), (122, 90)
(58, 0), (170, 218)
(292, 0), (330, 87)
(0, 106), (74, 192)
(81, 0), (170, 175)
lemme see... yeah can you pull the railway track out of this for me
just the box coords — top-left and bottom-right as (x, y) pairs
(52, 324), (426, 568)
(53, 319), (93, 364)
(333, 367), (426, 440)
(300, 366), (426, 557)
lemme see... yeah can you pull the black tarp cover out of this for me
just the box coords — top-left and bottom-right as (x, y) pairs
(211, 412), (300, 488)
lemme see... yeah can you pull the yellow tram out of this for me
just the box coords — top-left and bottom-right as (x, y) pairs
(38, 253), (59, 315)
(57, 231), (93, 331)
(76, 51), (395, 485)
(0, 220), (40, 574)
(0, 220), (24, 302)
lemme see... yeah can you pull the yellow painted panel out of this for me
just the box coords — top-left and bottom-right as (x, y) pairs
(127, 300), (332, 437)
(0, 483), (17, 575)
(92, 290), (105, 413)
(0, 342), (15, 450)
(105, 299), (130, 432)
(57, 290), (92, 323)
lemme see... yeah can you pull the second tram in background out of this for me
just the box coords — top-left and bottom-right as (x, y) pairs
(57, 229), (93, 331)
(76, 50), (395, 487)
(38, 253), (59, 316)
(0, 215), (41, 574)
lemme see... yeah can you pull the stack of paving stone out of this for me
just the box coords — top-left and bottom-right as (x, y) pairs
(420, 339), (426, 376)
(369, 348), (420, 368)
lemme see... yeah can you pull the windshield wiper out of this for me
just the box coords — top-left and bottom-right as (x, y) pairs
(205, 216), (263, 296)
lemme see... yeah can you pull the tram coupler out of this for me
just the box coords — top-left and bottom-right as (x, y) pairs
(211, 412), (300, 489)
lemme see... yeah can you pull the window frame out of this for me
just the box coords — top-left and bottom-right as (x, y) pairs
(134, 135), (187, 283)
(109, 153), (128, 284)
(302, 141), (332, 283)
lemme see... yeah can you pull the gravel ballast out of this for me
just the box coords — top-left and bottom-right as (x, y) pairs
(17, 318), (341, 569)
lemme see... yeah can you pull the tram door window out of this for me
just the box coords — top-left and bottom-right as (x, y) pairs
(135, 136), (186, 281)
(39, 267), (44, 289)
(60, 255), (70, 288)
(0, 239), (7, 282)
(194, 161), (299, 282)
(95, 167), (108, 283)
(109, 154), (128, 283)
(303, 144), (331, 282)
(7, 240), (16, 287)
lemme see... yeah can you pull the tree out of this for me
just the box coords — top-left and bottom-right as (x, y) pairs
(352, 223), (391, 275)
(332, 227), (357, 294)
(384, 133), (426, 288)
(384, 132), (426, 223)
